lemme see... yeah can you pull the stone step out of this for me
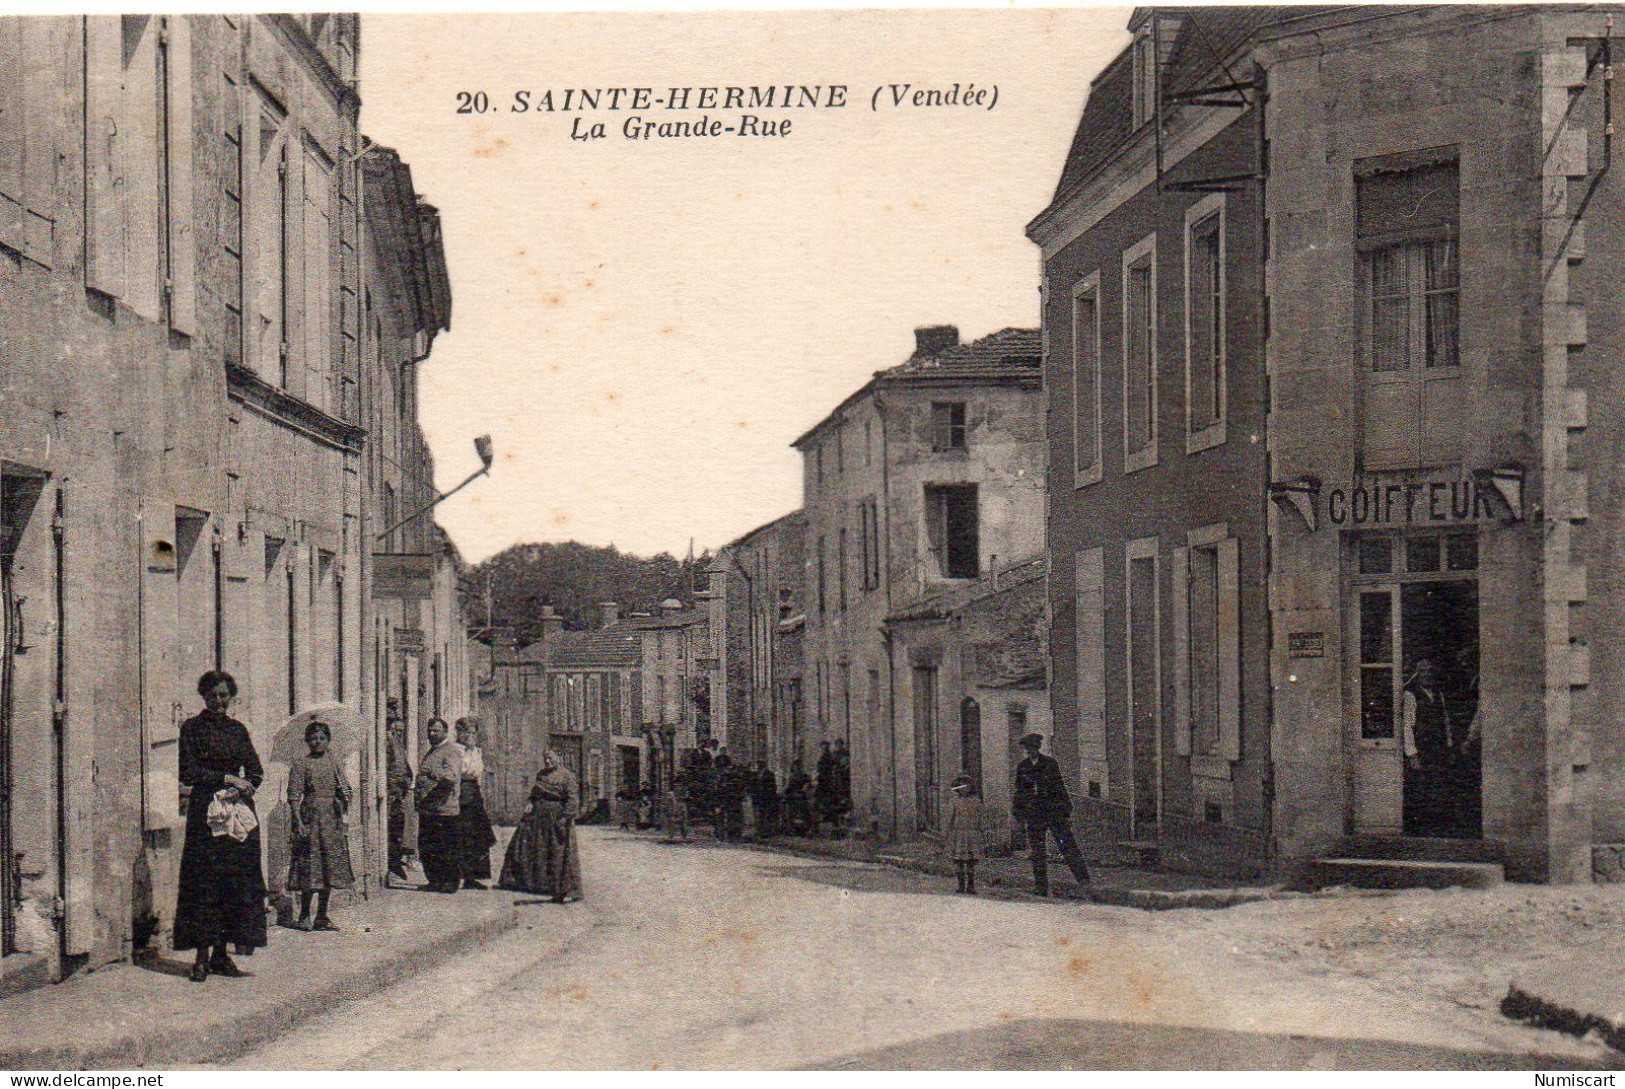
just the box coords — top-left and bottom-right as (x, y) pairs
(1335, 834), (1503, 865)
(1304, 857), (1504, 891)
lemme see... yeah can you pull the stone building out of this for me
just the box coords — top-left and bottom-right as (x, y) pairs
(629, 601), (719, 793)
(884, 555), (1049, 845)
(473, 606), (644, 824)
(0, 15), (468, 987)
(712, 510), (806, 778)
(1031, 5), (1625, 882)
(794, 326), (1044, 836)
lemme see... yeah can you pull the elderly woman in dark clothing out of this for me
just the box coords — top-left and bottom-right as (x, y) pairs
(175, 670), (267, 982)
(499, 749), (582, 903)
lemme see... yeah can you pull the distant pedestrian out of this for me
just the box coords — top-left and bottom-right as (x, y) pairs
(751, 762), (780, 838)
(1012, 733), (1090, 896)
(384, 716), (414, 886)
(499, 748), (583, 903)
(174, 670), (267, 983)
(453, 718), (497, 889)
(944, 773), (985, 895)
(414, 718), (463, 894)
(286, 720), (354, 931)
(814, 741), (838, 836)
(785, 761), (814, 835)
(713, 754), (744, 841)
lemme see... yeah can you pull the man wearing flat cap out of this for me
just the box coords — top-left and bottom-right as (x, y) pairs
(1012, 732), (1090, 896)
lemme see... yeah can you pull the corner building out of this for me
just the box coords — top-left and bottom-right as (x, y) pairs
(1033, 5), (1625, 882)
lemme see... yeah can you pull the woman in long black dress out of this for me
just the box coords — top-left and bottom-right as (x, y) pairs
(175, 670), (267, 982)
(498, 749), (582, 903)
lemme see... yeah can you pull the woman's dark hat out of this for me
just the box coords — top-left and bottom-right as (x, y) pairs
(1018, 732), (1046, 749)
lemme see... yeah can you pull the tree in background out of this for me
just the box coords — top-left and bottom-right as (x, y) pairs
(465, 541), (713, 642)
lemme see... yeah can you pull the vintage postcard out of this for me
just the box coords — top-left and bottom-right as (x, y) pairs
(0, 2), (1622, 1074)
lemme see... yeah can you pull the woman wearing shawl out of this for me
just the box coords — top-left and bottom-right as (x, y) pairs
(498, 749), (583, 903)
(453, 717), (498, 889)
(175, 670), (268, 982)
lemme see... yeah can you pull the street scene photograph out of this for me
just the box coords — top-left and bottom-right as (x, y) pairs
(2, 2), (1625, 1074)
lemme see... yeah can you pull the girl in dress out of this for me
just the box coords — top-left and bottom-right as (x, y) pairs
(286, 720), (355, 931)
(944, 773), (985, 895)
(454, 718), (498, 889)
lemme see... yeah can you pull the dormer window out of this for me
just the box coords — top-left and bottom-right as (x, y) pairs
(1132, 31), (1157, 129)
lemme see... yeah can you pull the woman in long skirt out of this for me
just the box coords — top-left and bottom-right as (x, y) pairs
(454, 717), (497, 889)
(175, 670), (268, 982)
(498, 749), (582, 903)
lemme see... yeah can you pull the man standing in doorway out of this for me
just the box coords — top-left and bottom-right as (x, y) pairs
(385, 715), (414, 886)
(1013, 733), (1090, 896)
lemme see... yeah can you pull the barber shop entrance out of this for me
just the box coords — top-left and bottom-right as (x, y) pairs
(1346, 529), (1481, 840)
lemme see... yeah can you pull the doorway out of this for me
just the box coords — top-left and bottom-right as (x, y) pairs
(912, 666), (938, 831)
(1347, 531), (1480, 838)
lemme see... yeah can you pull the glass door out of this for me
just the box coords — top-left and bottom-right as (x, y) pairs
(1349, 585), (1403, 833)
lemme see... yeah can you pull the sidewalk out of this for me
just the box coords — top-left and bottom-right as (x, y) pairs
(708, 829), (1293, 910)
(0, 882), (519, 1070)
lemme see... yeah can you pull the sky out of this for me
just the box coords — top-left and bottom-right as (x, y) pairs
(359, 9), (1130, 564)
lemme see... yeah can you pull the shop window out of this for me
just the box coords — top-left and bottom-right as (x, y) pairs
(1446, 532), (1478, 571)
(1406, 535), (1441, 573)
(1357, 152), (1461, 469)
(1357, 536), (1393, 575)
(1123, 235), (1158, 472)
(925, 484), (979, 579)
(932, 402), (967, 452)
(1185, 195), (1226, 451)
(1072, 274), (1102, 487)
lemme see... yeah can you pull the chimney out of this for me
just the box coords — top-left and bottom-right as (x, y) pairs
(539, 604), (565, 640)
(912, 324), (959, 359)
(599, 601), (620, 628)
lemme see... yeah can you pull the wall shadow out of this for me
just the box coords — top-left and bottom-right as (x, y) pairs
(809, 1017), (1621, 1071)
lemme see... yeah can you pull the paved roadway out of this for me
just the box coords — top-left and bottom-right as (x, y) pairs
(226, 828), (1602, 1070)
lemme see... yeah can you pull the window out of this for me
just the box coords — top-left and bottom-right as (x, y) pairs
(1072, 274), (1102, 487)
(864, 419), (873, 467)
(835, 426), (844, 474)
(1173, 526), (1240, 763)
(931, 402), (967, 452)
(1123, 234), (1158, 471)
(222, 74), (245, 367)
(860, 497), (880, 591)
(303, 143), (335, 408)
(1131, 32), (1156, 129)
(816, 535), (827, 615)
(1357, 153), (1461, 468)
(1185, 195), (1226, 449)
(837, 526), (848, 612)
(925, 484), (979, 580)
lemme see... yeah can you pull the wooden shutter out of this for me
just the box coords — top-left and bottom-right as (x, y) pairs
(1217, 537), (1241, 762)
(1074, 547), (1107, 778)
(165, 16), (195, 335)
(0, 18), (22, 253)
(1171, 545), (1191, 757)
(84, 16), (124, 296)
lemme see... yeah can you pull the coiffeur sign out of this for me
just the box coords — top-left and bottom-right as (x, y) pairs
(1324, 476), (1494, 528)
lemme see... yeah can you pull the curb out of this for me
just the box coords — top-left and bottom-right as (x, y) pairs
(0, 902), (518, 1070)
(1503, 983), (1625, 1056)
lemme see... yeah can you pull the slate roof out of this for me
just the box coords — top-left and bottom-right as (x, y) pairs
(1047, 7), (1337, 207)
(881, 327), (1041, 383)
(544, 628), (642, 669)
(887, 554), (1047, 624)
(792, 327), (1040, 449)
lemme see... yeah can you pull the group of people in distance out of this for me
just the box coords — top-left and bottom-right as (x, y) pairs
(637, 737), (853, 842)
(172, 672), (586, 986)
